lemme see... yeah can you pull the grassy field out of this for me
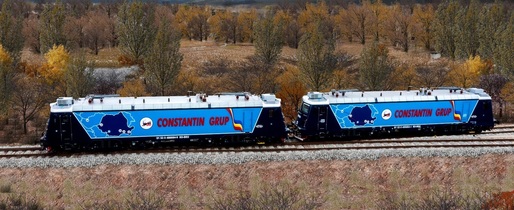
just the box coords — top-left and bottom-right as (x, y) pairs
(1, 155), (514, 209)
(21, 39), (433, 69)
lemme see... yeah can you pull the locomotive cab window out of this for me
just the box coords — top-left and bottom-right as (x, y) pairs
(300, 103), (310, 114)
(483, 101), (490, 110)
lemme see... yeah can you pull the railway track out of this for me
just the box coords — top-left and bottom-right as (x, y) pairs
(3, 138), (514, 159)
(0, 146), (48, 158)
(1, 125), (514, 159)
(150, 137), (514, 153)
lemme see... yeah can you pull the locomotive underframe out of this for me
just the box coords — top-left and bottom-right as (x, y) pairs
(43, 129), (283, 152)
(293, 123), (492, 141)
(51, 134), (280, 152)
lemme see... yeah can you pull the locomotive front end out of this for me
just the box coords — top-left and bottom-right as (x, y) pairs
(293, 92), (330, 140)
(41, 97), (75, 152)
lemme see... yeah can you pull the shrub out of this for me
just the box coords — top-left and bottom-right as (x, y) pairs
(2, 194), (44, 210)
(376, 189), (497, 210)
(484, 190), (514, 209)
(124, 191), (164, 210)
(80, 200), (122, 210)
(209, 181), (323, 210)
(0, 183), (11, 193)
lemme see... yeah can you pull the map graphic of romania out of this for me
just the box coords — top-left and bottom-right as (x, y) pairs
(348, 105), (376, 126)
(98, 112), (134, 136)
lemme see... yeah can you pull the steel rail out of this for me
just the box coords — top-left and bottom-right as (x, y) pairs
(2, 135), (514, 158)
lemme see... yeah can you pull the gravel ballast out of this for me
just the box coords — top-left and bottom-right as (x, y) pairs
(1, 146), (514, 168)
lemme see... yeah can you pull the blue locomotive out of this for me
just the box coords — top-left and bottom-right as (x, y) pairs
(41, 87), (496, 151)
(293, 88), (495, 140)
(41, 93), (287, 151)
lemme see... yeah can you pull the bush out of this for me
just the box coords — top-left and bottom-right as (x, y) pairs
(376, 189), (497, 210)
(0, 183), (11, 193)
(80, 200), (122, 210)
(209, 182), (323, 210)
(484, 190), (514, 209)
(124, 191), (164, 210)
(0, 194), (44, 210)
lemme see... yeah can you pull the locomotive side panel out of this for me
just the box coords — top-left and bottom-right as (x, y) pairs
(42, 106), (288, 151)
(328, 100), (478, 128)
(73, 107), (262, 139)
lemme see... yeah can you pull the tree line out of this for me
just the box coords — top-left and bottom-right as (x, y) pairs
(0, 0), (512, 142)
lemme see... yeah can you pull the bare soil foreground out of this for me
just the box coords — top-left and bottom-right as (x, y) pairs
(1, 154), (514, 209)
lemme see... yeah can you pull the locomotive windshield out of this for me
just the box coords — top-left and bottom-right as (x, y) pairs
(300, 102), (310, 114)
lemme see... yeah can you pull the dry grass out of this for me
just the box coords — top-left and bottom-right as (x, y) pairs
(180, 40), (256, 71)
(85, 47), (124, 68)
(1, 154), (513, 209)
(19, 39), (433, 69)
(178, 40), (433, 70)
(20, 49), (44, 65)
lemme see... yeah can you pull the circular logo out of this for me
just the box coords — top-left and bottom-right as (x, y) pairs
(140, 117), (153, 129)
(381, 109), (392, 120)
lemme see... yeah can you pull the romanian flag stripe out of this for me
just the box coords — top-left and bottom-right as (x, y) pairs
(450, 101), (462, 121)
(226, 108), (243, 131)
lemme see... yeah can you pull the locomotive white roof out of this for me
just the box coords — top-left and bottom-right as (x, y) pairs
(304, 88), (491, 105)
(51, 93), (281, 113)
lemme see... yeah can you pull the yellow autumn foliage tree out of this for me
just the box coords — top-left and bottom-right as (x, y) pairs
(274, 9), (301, 48)
(174, 5), (190, 39)
(117, 79), (148, 97)
(501, 81), (514, 120)
(369, 0), (389, 42)
(502, 82), (514, 102)
(174, 5), (210, 41)
(388, 64), (418, 90)
(449, 56), (488, 88)
(331, 69), (354, 90)
(237, 9), (257, 43)
(412, 4), (435, 50)
(298, 1), (332, 40)
(298, 1), (329, 29)
(173, 70), (199, 95)
(39, 45), (69, 88)
(0, 45), (12, 65)
(276, 64), (306, 123)
(274, 10), (292, 29)
(209, 10), (238, 43)
(0, 44), (13, 122)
